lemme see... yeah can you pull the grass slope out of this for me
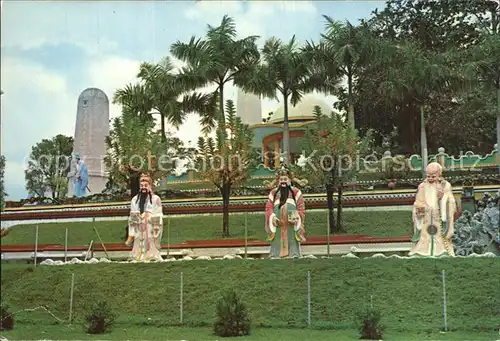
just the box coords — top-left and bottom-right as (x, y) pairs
(1, 259), (499, 336)
(1, 325), (496, 341)
(1, 210), (411, 246)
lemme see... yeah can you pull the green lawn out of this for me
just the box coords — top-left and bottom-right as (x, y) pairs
(1, 210), (412, 246)
(1, 259), (499, 339)
(0, 324), (496, 341)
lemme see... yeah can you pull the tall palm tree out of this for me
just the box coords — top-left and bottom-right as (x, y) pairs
(137, 56), (219, 140)
(304, 16), (376, 129)
(112, 83), (154, 122)
(379, 41), (467, 175)
(170, 15), (260, 130)
(463, 33), (500, 173)
(242, 36), (315, 165)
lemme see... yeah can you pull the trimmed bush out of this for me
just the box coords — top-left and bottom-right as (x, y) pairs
(84, 300), (115, 334)
(213, 289), (251, 337)
(0, 304), (14, 331)
(356, 305), (384, 340)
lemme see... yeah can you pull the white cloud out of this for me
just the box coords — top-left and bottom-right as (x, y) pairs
(1, 2), (119, 56)
(0, 57), (78, 198)
(87, 55), (143, 120)
(184, 1), (317, 40)
(1, 57), (76, 156)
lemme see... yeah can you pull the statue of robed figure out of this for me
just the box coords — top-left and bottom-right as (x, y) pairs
(126, 173), (164, 261)
(264, 165), (308, 259)
(410, 162), (456, 257)
(67, 153), (89, 198)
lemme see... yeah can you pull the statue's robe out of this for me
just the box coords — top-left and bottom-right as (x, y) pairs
(410, 179), (456, 257)
(73, 160), (88, 198)
(128, 193), (163, 261)
(265, 186), (306, 258)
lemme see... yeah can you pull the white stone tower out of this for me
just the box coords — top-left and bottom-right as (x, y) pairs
(236, 88), (262, 126)
(68, 88), (110, 197)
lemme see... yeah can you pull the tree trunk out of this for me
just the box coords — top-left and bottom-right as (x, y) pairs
(221, 182), (231, 237)
(219, 82), (225, 127)
(347, 70), (355, 129)
(420, 105), (428, 177)
(496, 80), (500, 174)
(282, 92), (290, 165)
(336, 182), (344, 233)
(160, 114), (166, 141)
(326, 184), (336, 234)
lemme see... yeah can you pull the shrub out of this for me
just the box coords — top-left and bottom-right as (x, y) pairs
(0, 304), (14, 331)
(84, 300), (115, 334)
(213, 289), (251, 337)
(355, 305), (384, 340)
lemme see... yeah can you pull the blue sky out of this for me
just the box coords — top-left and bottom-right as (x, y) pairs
(1, 0), (385, 200)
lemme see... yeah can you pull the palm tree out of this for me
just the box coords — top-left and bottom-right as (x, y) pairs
(379, 41), (467, 175)
(112, 83), (154, 122)
(196, 100), (255, 237)
(137, 57), (219, 140)
(170, 15), (260, 129)
(304, 16), (376, 129)
(463, 33), (500, 173)
(242, 36), (315, 165)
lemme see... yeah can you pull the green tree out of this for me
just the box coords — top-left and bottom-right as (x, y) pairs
(243, 36), (315, 164)
(351, 0), (498, 153)
(112, 83), (154, 122)
(378, 41), (468, 173)
(195, 100), (256, 237)
(304, 16), (377, 129)
(104, 109), (193, 190)
(170, 15), (260, 129)
(366, 0), (497, 51)
(297, 109), (373, 232)
(463, 33), (500, 172)
(136, 56), (219, 140)
(0, 155), (6, 209)
(24, 135), (74, 199)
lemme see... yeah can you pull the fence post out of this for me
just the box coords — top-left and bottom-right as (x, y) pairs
(326, 211), (330, 257)
(167, 218), (170, 259)
(244, 213), (248, 259)
(34, 225), (39, 268)
(307, 271), (311, 328)
(180, 272), (184, 324)
(64, 228), (68, 262)
(69, 272), (75, 324)
(441, 270), (448, 332)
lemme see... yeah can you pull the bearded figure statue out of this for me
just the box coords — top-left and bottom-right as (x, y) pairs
(125, 172), (164, 261)
(264, 165), (308, 259)
(409, 162), (457, 257)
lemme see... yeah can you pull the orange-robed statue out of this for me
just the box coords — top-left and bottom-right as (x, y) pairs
(264, 166), (308, 259)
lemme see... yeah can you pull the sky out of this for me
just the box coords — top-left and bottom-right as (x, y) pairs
(1, 0), (385, 200)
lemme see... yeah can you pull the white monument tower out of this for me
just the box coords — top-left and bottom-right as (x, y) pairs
(236, 88), (262, 126)
(68, 88), (110, 197)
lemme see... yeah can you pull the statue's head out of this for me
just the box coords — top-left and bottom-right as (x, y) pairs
(264, 165), (308, 190)
(139, 173), (153, 194)
(425, 162), (443, 183)
(277, 168), (292, 188)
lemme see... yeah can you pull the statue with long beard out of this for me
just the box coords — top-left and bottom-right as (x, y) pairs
(264, 166), (308, 259)
(125, 173), (164, 261)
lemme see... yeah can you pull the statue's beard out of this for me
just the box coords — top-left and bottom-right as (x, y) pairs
(279, 186), (289, 208)
(137, 191), (152, 213)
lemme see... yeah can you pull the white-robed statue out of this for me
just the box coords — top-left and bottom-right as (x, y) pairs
(67, 153), (88, 198)
(125, 172), (164, 261)
(409, 162), (456, 257)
